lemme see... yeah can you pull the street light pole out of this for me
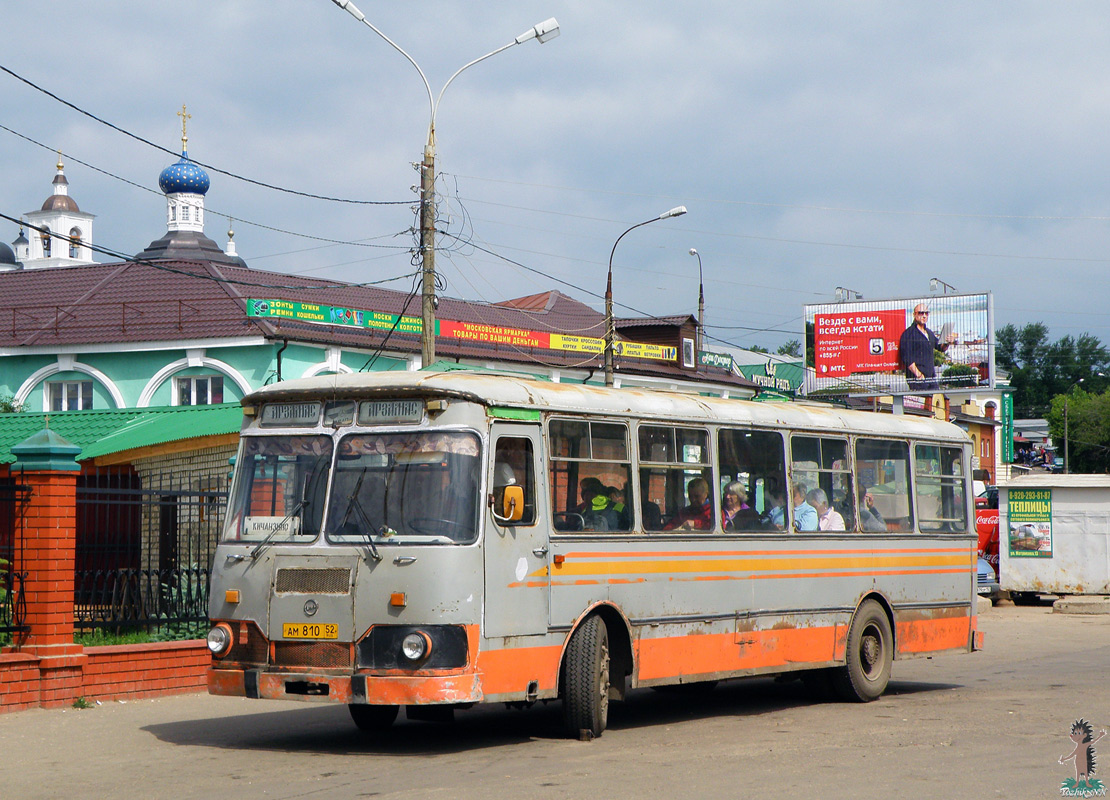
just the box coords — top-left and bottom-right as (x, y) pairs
(328, 1), (560, 367)
(688, 248), (704, 360)
(604, 206), (687, 387)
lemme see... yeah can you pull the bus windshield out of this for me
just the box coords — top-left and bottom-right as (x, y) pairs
(325, 430), (481, 545)
(223, 435), (332, 543)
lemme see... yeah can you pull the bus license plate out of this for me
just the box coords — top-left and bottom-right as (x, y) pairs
(282, 623), (339, 640)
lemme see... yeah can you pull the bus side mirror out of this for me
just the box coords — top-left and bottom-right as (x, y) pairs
(493, 485), (525, 523)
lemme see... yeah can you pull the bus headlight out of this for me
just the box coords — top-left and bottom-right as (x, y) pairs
(207, 623), (234, 657)
(401, 631), (432, 662)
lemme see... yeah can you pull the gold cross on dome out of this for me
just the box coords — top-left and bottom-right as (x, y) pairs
(177, 104), (191, 150)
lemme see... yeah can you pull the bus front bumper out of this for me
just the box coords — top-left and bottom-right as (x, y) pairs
(208, 667), (483, 705)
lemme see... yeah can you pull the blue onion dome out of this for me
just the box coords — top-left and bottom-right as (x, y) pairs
(158, 151), (210, 195)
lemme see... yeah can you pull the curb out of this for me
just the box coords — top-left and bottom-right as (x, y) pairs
(1052, 596), (1110, 615)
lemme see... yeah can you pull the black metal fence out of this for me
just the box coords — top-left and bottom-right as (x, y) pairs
(75, 467), (227, 636)
(0, 481), (30, 641)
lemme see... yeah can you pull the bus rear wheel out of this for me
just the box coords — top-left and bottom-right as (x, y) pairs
(348, 703), (399, 733)
(832, 599), (892, 702)
(563, 615), (610, 738)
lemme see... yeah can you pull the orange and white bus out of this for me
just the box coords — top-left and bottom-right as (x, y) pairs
(206, 370), (981, 737)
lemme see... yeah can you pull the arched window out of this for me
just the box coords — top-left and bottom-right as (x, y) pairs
(170, 203), (176, 221)
(41, 226), (51, 258)
(69, 227), (82, 259)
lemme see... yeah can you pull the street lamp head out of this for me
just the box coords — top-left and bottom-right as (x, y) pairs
(660, 206), (687, 219)
(330, 0), (366, 21)
(516, 17), (560, 45)
(688, 248), (698, 256)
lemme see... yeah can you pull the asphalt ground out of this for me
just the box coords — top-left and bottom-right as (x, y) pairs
(2, 600), (1107, 800)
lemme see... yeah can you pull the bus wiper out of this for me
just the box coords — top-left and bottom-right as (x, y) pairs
(248, 499), (307, 560)
(338, 468), (382, 562)
(349, 499), (383, 562)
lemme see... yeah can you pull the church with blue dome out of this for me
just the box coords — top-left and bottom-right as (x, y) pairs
(135, 106), (242, 265)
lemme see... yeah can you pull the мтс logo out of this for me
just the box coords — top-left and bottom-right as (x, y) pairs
(1059, 719), (1107, 797)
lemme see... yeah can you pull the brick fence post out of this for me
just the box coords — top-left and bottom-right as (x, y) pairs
(9, 428), (87, 707)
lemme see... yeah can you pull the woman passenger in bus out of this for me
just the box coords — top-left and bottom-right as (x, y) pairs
(664, 477), (713, 531)
(721, 482), (757, 531)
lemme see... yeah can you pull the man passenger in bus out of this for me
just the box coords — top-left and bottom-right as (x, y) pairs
(577, 476), (618, 530)
(664, 476), (713, 531)
(721, 482), (756, 530)
(808, 487), (845, 531)
(760, 488), (786, 530)
(608, 486), (632, 530)
(859, 487), (887, 532)
(792, 483), (818, 531)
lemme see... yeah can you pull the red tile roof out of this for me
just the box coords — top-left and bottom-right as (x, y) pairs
(0, 257), (753, 387)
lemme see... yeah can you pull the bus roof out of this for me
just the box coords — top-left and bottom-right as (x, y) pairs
(244, 370), (969, 443)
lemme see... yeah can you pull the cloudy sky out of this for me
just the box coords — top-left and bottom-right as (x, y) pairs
(3, 2), (1110, 354)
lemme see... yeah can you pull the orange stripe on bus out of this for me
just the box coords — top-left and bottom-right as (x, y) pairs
(895, 615), (972, 655)
(541, 554), (968, 578)
(561, 546), (971, 559)
(636, 626), (840, 681)
(546, 567), (968, 588)
(477, 643), (563, 696)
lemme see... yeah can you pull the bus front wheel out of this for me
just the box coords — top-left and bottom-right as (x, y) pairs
(562, 615), (610, 738)
(832, 599), (892, 702)
(348, 703), (399, 733)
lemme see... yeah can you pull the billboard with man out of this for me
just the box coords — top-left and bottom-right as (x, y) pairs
(802, 292), (994, 396)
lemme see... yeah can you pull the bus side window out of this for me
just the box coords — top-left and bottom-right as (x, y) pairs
(493, 436), (536, 526)
(718, 428), (787, 531)
(915, 444), (967, 532)
(856, 438), (913, 532)
(548, 419), (633, 533)
(639, 424), (713, 532)
(790, 435), (850, 532)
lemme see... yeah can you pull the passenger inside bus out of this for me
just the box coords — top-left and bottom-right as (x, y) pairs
(664, 477), (713, 531)
(808, 487), (845, 531)
(576, 477), (619, 531)
(792, 483), (818, 531)
(721, 481), (758, 531)
(859, 486), (888, 531)
(760, 487), (786, 530)
(608, 486), (632, 530)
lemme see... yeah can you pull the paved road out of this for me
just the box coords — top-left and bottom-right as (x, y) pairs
(2, 603), (1108, 800)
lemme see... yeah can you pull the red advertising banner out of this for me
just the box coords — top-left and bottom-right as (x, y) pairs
(812, 309), (905, 378)
(803, 293), (995, 396)
(438, 320), (551, 348)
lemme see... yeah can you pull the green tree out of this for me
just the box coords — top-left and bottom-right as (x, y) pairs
(748, 345), (769, 354)
(0, 394), (23, 413)
(995, 323), (1109, 417)
(1046, 389), (1110, 473)
(776, 339), (801, 358)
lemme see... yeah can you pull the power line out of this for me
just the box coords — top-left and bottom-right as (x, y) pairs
(0, 210), (419, 291)
(0, 63), (410, 206)
(0, 122), (417, 251)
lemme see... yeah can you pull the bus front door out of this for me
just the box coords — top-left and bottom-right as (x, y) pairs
(483, 423), (549, 638)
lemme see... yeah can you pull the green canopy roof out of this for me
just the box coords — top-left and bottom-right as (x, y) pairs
(0, 404), (242, 464)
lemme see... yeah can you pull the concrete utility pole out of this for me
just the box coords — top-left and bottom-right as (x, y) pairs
(327, 0), (560, 368)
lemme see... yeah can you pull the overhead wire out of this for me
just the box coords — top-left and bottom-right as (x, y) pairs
(0, 210), (420, 291)
(0, 122), (417, 253)
(0, 63), (411, 206)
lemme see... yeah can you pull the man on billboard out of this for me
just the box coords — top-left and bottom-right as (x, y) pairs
(899, 303), (956, 391)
